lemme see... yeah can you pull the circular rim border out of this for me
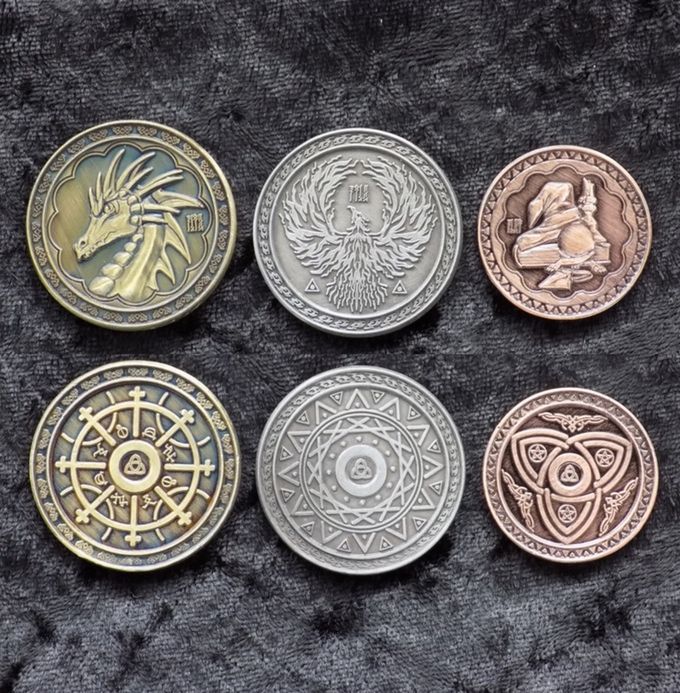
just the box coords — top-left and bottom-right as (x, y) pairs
(477, 145), (652, 320)
(256, 365), (466, 574)
(253, 128), (463, 337)
(482, 387), (658, 563)
(29, 359), (241, 572)
(26, 120), (238, 331)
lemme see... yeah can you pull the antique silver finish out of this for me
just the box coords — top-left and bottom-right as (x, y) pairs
(257, 366), (465, 574)
(254, 129), (462, 336)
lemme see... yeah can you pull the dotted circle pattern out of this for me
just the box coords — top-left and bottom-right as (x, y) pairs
(257, 367), (465, 574)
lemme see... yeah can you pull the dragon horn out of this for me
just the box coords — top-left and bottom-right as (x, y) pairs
(140, 214), (166, 225)
(103, 149), (126, 197)
(125, 166), (154, 192)
(95, 171), (103, 204)
(142, 203), (181, 215)
(88, 186), (97, 213)
(134, 170), (183, 198)
(115, 151), (156, 191)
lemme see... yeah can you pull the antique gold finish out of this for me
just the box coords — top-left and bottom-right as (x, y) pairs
(27, 120), (237, 329)
(30, 361), (240, 571)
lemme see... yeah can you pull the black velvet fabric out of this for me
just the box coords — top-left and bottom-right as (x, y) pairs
(1, 1), (679, 691)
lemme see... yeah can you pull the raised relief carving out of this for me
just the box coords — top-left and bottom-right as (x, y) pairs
(74, 148), (203, 303)
(513, 178), (610, 291)
(280, 156), (436, 312)
(503, 412), (637, 544)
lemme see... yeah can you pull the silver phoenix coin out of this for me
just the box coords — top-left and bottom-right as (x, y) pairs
(256, 366), (465, 574)
(253, 129), (462, 336)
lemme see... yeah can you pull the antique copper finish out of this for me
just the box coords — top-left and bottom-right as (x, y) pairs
(483, 388), (658, 562)
(478, 146), (651, 319)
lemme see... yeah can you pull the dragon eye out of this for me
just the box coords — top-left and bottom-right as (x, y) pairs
(103, 202), (115, 214)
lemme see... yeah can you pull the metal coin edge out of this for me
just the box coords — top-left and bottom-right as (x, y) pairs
(29, 359), (241, 571)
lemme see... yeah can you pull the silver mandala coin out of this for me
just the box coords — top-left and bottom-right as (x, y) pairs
(256, 366), (465, 574)
(253, 129), (462, 336)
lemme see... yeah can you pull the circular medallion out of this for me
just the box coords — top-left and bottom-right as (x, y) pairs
(253, 128), (462, 336)
(483, 388), (658, 562)
(257, 366), (465, 574)
(477, 146), (651, 319)
(29, 361), (240, 571)
(27, 120), (237, 329)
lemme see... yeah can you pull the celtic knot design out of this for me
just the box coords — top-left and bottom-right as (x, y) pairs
(483, 388), (658, 563)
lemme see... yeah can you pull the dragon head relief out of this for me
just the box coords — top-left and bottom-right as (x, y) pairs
(281, 155), (437, 314)
(74, 148), (203, 303)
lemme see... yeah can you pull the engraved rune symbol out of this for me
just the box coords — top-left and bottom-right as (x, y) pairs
(348, 184), (369, 203)
(281, 156), (436, 313)
(111, 492), (129, 508)
(142, 493), (158, 510)
(93, 442), (109, 459)
(163, 444), (177, 463)
(186, 212), (205, 233)
(506, 217), (523, 235)
(142, 426), (158, 441)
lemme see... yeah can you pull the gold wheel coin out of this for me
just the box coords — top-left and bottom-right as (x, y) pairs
(30, 361), (240, 571)
(27, 120), (237, 329)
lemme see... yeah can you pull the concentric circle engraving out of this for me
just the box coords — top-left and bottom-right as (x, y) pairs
(483, 388), (658, 562)
(257, 366), (465, 574)
(29, 361), (240, 571)
(477, 146), (651, 319)
(27, 120), (237, 329)
(254, 128), (462, 336)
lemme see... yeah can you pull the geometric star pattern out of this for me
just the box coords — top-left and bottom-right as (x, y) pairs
(275, 385), (448, 560)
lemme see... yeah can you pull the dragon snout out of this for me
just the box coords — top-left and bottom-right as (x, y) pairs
(74, 236), (93, 261)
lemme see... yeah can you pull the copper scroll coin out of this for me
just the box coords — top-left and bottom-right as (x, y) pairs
(483, 388), (658, 562)
(478, 146), (651, 319)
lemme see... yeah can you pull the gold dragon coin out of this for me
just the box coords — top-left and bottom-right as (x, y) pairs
(29, 361), (240, 571)
(27, 120), (236, 329)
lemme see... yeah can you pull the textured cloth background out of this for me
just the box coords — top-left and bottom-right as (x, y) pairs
(1, 1), (679, 691)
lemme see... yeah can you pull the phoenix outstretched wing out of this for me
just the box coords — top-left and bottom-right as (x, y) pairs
(362, 157), (437, 278)
(279, 156), (356, 276)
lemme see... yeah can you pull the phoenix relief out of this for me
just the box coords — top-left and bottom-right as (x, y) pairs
(73, 148), (203, 303)
(280, 156), (437, 313)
